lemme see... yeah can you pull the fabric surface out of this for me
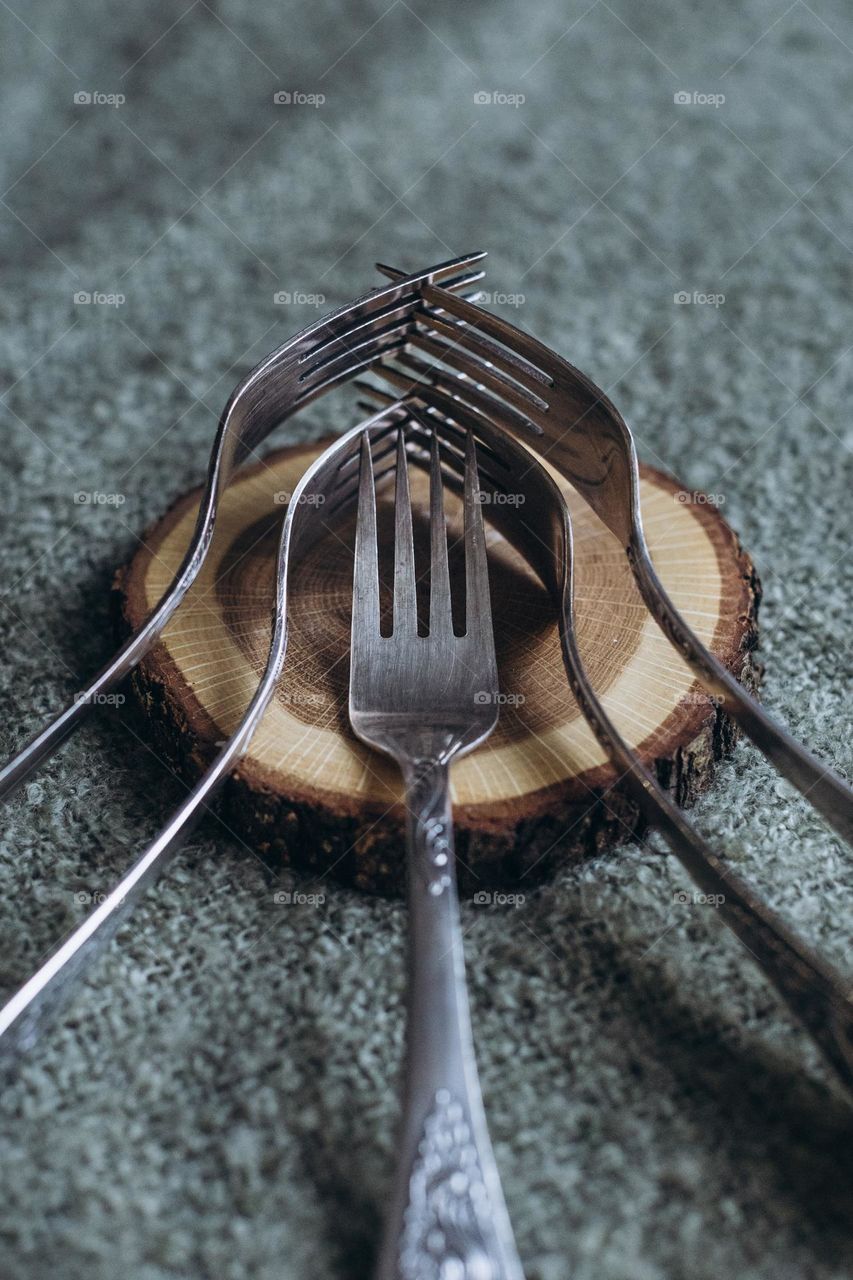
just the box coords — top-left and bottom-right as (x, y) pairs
(1, 2), (851, 1277)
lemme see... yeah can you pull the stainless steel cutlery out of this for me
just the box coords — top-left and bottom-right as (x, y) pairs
(1, 252), (851, 1277)
(370, 268), (852, 846)
(348, 427), (524, 1279)
(0, 255), (484, 1057)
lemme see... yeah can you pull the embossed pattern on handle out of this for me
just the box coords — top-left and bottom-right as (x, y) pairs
(374, 758), (524, 1280)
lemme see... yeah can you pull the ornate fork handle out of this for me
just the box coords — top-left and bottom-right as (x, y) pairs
(374, 757), (524, 1280)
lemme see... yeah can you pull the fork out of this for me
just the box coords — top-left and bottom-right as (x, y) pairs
(348, 427), (525, 1280)
(369, 273), (853, 848)
(0, 254), (485, 804)
(0, 257), (488, 1064)
(0, 404), (423, 1064)
(401, 394), (853, 1091)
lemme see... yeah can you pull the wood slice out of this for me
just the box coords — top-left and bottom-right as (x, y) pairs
(113, 436), (761, 895)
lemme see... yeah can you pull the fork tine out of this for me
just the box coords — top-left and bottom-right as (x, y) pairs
(414, 311), (554, 390)
(413, 380), (515, 472)
(300, 297), (416, 368)
(411, 331), (549, 414)
(353, 383), (513, 497)
(360, 380), (510, 466)
(402, 351), (545, 437)
(393, 428), (418, 635)
(417, 250), (488, 278)
(299, 324), (411, 391)
(376, 263), (487, 294)
(352, 433), (381, 636)
(302, 285), (542, 404)
(421, 283), (554, 375)
(375, 353), (543, 438)
(375, 252), (486, 283)
(332, 421), (399, 499)
(463, 431), (493, 643)
(428, 432), (453, 636)
(299, 255), (486, 372)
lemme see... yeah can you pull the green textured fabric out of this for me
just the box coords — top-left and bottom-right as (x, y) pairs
(1, 2), (851, 1278)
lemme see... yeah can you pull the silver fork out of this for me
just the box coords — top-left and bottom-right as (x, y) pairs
(0, 257), (487, 1065)
(349, 428), (524, 1280)
(356, 383), (853, 1092)
(0, 254), (484, 803)
(369, 274), (853, 848)
(0, 404), (419, 1064)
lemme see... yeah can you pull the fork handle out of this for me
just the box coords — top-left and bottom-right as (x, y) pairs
(0, 627), (287, 1072)
(374, 758), (524, 1280)
(560, 625), (853, 1093)
(628, 539), (853, 845)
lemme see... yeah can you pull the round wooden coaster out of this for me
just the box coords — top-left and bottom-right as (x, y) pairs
(113, 436), (760, 894)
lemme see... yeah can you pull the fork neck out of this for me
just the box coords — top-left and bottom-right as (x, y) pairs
(386, 757), (526, 1279)
(400, 757), (455, 899)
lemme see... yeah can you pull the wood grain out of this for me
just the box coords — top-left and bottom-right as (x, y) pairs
(114, 437), (761, 894)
